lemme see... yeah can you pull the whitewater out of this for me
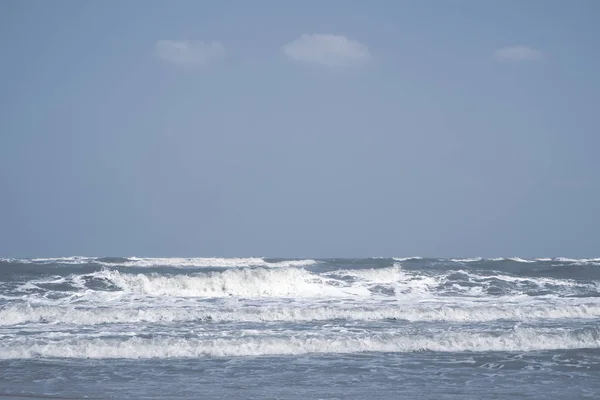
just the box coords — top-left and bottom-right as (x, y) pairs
(1, 257), (599, 399)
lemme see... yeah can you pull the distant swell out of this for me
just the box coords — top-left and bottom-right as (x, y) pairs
(0, 257), (319, 268)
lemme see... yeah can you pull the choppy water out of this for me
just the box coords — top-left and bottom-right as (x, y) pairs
(1, 256), (599, 399)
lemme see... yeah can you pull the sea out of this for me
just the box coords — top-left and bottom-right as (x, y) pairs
(1, 256), (599, 399)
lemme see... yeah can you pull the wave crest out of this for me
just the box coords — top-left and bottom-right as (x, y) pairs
(91, 267), (368, 298)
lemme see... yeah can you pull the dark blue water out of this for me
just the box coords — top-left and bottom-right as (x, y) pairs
(1, 257), (599, 399)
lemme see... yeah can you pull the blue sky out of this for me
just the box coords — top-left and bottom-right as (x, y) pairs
(1, 0), (599, 258)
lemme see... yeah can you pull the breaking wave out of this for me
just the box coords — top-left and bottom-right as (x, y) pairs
(2, 327), (599, 359)
(87, 267), (369, 298)
(11, 261), (599, 302)
(3, 256), (599, 364)
(3, 301), (600, 326)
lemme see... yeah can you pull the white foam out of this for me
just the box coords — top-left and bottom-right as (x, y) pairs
(332, 265), (406, 283)
(30, 256), (92, 262)
(507, 257), (536, 263)
(4, 300), (600, 326)
(2, 327), (598, 359)
(451, 269), (599, 296)
(330, 264), (440, 297)
(90, 267), (368, 299)
(451, 258), (483, 263)
(554, 257), (600, 264)
(392, 257), (423, 262)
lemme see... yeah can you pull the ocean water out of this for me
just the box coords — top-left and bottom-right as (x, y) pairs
(1, 257), (599, 399)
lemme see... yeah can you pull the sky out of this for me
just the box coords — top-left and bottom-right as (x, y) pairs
(1, 0), (599, 258)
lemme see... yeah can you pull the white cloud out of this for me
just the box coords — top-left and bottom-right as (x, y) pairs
(282, 34), (371, 67)
(494, 46), (543, 62)
(155, 40), (227, 67)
